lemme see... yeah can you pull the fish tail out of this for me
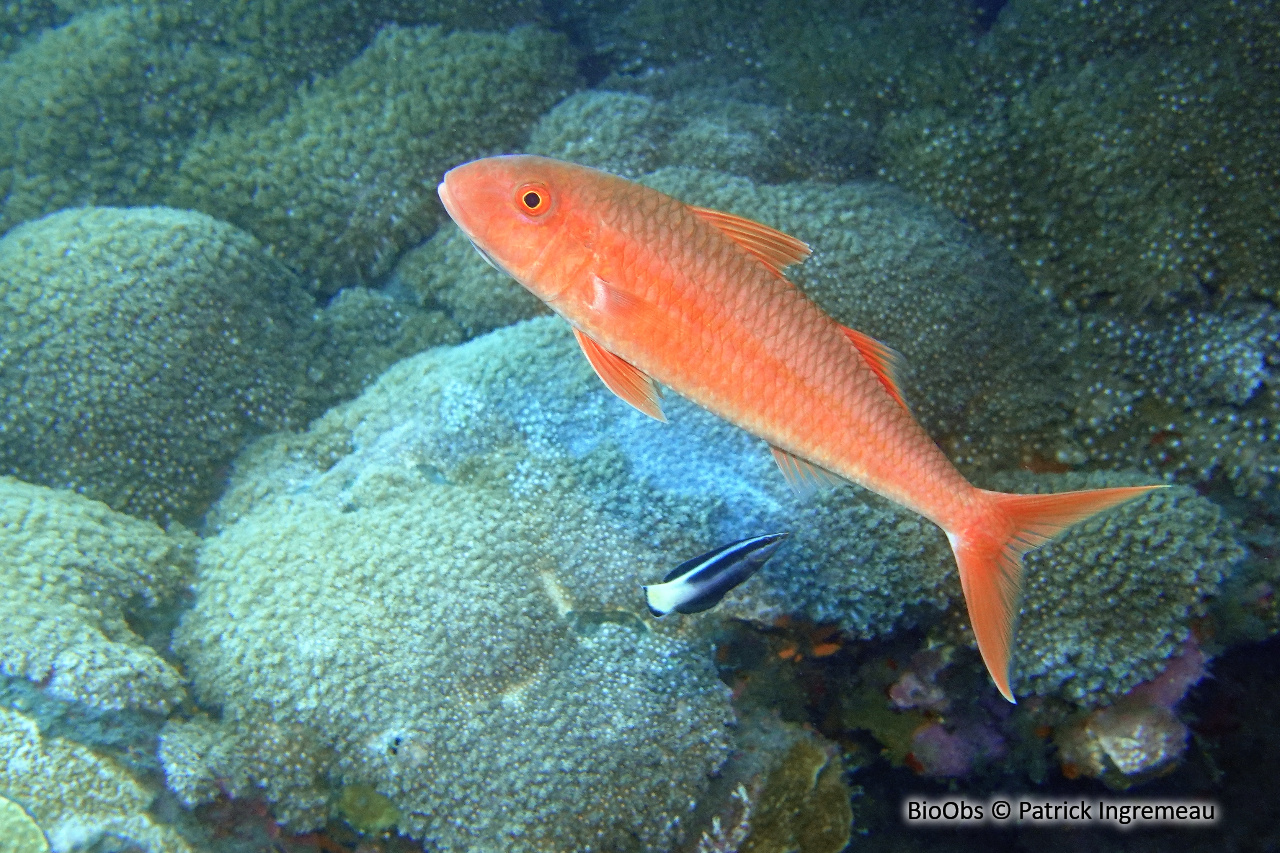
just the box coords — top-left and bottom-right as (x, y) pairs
(949, 484), (1165, 703)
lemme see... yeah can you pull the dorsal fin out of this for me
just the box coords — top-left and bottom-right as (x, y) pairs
(573, 328), (666, 422)
(689, 205), (811, 274)
(770, 445), (843, 497)
(837, 325), (910, 411)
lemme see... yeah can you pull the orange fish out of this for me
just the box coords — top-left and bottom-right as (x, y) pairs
(438, 155), (1162, 702)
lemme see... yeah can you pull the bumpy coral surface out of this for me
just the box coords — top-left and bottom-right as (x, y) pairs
(1059, 307), (1280, 499)
(394, 225), (549, 340)
(0, 707), (191, 853)
(880, 0), (1280, 309)
(0, 206), (315, 522)
(168, 322), (737, 850)
(564, 0), (978, 120)
(0, 6), (230, 230)
(0, 0), (548, 234)
(0, 477), (196, 713)
(0, 793), (47, 853)
(306, 285), (464, 409)
(169, 24), (575, 294)
(528, 89), (861, 183)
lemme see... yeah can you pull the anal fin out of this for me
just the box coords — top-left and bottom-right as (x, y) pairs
(770, 445), (842, 497)
(573, 328), (666, 422)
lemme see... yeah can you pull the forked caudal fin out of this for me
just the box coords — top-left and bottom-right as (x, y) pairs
(949, 484), (1165, 703)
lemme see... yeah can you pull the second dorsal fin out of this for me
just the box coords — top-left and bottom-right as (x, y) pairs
(838, 325), (910, 411)
(689, 205), (812, 274)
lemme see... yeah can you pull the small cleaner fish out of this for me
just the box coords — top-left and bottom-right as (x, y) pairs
(438, 155), (1164, 702)
(644, 533), (788, 617)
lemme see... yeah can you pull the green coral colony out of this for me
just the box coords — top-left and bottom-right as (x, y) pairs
(0, 0), (1274, 848)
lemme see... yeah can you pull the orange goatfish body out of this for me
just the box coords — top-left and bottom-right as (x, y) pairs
(438, 154), (1162, 702)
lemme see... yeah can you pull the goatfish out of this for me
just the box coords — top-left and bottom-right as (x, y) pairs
(437, 154), (1164, 702)
(644, 533), (788, 617)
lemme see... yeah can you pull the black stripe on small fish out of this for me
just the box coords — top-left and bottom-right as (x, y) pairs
(644, 533), (788, 617)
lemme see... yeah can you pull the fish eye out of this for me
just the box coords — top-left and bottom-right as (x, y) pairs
(516, 182), (551, 217)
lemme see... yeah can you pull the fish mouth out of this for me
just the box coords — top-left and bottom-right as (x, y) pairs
(467, 239), (504, 275)
(436, 178), (459, 220)
(438, 174), (507, 276)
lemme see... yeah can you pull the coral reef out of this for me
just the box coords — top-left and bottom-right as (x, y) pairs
(0, 707), (192, 853)
(0, 5), (265, 231)
(627, 173), (1278, 503)
(393, 226), (549, 340)
(691, 718), (853, 853)
(0, 2), (68, 59)
(306, 286), (463, 409)
(880, 1), (1280, 309)
(168, 24), (576, 294)
(0, 477), (196, 714)
(648, 173), (1279, 502)
(529, 90), (677, 179)
(908, 719), (1006, 778)
(1058, 307), (1280, 499)
(888, 648), (951, 713)
(734, 730), (853, 853)
(185, 314), (1243, 838)
(0, 206), (315, 522)
(183, 0), (546, 87)
(166, 321), (738, 848)
(0, 793), (47, 853)
(0, 0), (549, 235)
(528, 89), (864, 183)
(566, 0), (979, 120)
(403, 159), (1245, 704)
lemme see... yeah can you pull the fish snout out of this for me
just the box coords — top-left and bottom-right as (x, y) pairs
(437, 159), (512, 247)
(436, 172), (462, 222)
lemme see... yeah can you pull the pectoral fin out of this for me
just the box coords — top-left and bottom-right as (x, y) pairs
(573, 328), (666, 422)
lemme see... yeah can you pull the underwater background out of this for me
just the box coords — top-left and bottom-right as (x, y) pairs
(0, 0), (1277, 850)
